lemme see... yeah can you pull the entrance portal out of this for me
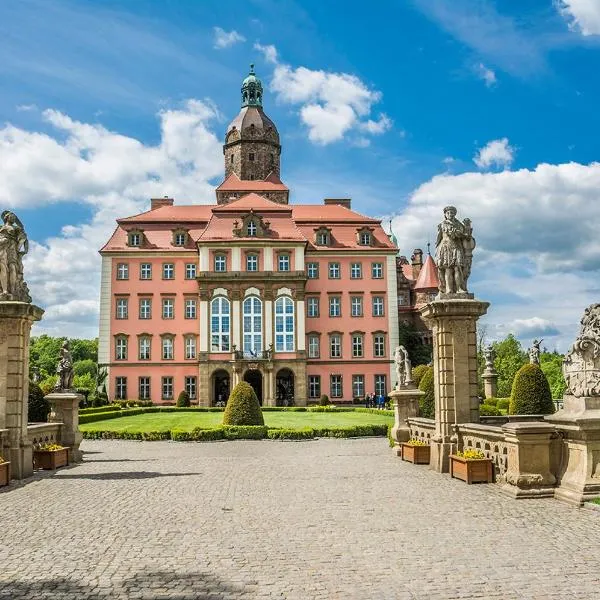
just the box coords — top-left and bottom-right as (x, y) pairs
(276, 368), (295, 406)
(212, 369), (230, 407)
(243, 370), (263, 405)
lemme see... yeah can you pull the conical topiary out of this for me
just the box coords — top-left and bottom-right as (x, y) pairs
(412, 364), (430, 388)
(28, 381), (50, 423)
(509, 363), (555, 415)
(418, 366), (435, 419)
(176, 390), (190, 407)
(223, 381), (264, 426)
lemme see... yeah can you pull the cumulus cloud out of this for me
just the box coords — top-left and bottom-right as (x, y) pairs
(509, 317), (560, 338)
(474, 62), (497, 87)
(213, 27), (246, 49)
(1, 101), (223, 336)
(557, 0), (600, 36)
(254, 42), (278, 64)
(473, 138), (515, 170)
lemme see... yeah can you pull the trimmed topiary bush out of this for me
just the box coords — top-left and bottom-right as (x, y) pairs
(479, 404), (501, 416)
(176, 390), (190, 407)
(28, 381), (50, 423)
(484, 397), (498, 407)
(319, 394), (330, 406)
(418, 366), (435, 419)
(223, 381), (264, 426)
(509, 364), (555, 415)
(497, 398), (510, 411)
(412, 364), (430, 388)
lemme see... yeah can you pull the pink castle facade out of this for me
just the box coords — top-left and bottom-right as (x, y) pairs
(98, 67), (435, 405)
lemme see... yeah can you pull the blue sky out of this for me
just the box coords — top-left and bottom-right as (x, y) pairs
(1, 0), (599, 348)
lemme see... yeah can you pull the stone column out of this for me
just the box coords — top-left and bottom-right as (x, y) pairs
(46, 392), (84, 463)
(263, 363), (274, 407)
(482, 368), (498, 400)
(420, 298), (489, 473)
(0, 302), (44, 479)
(389, 384), (424, 455)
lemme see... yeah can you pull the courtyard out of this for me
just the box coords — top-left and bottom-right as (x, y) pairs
(1, 438), (598, 600)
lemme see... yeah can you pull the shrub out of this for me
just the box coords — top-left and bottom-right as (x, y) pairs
(509, 364), (555, 415)
(479, 404), (501, 416)
(497, 398), (510, 411)
(412, 364), (430, 388)
(319, 394), (330, 406)
(28, 381), (50, 423)
(223, 382), (264, 426)
(191, 427), (225, 441)
(223, 425), (268, 440)
(484, 397), (498, 407)
(267, 428), (315, 440)
(176, 391), (190, 408)
(418, 366), (435, 419)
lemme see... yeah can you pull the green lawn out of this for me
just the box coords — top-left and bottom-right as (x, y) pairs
(80, 411), (394, 433)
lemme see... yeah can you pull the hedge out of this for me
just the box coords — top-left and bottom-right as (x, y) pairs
(479, 404), (502, 416)
(223, 381), (264, 426)
(412, 364), (430, 388)
(497, 398), (510, 411)
(267, 427), (315, 440)
(418, 366), (435, 419)
(509, 364), (555, 415)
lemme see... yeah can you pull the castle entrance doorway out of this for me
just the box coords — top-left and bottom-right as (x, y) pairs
(212, 369), (230, 407)
(276, 368), (294, 406)
(243, 369), (263, 405)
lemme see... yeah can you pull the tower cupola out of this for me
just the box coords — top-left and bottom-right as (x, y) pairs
(241, 64), (263, 108)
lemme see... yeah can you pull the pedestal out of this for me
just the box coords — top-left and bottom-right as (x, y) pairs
(46, 392), (84, 463)
(482, 369), (498, 400)
(0, 302), (44, 479)
(389, 384), (424, 455)
(420, 297), (489, 473)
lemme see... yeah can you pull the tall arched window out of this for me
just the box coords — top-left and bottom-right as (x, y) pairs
(243, 296), (262, 355)
(275, 296), (294, 352)
(211, 297), (230, 352)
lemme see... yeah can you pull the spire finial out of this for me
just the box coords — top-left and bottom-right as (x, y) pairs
(250, 63), (255, 73)
(427, 241), (431, 255)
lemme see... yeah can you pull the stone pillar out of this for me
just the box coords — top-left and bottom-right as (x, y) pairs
(389, 384), (424, 455)
(0, 302), (44, 479)
(46, 392), (84, 463)
(482, 368), (498, 400)
(501, 422), (557, 498)
(420, 298), (489, 473)
(263, 364), (274, 407)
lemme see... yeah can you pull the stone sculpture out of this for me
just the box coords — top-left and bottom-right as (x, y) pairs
(435, 206), (475, 295)
(0, 210), (31, 302)
(54, 340), (74, 392)
(394, 345), (413, 388)
(529, 339), (542, 365)
(483, 345), (495, 371)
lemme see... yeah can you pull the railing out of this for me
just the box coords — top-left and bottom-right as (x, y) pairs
(479, 414), (547, 426)
(407, 417), (435, 442)
(233, 349), (272, 360)
(455, 423), (508, 476)
(27, 423), (62, 449)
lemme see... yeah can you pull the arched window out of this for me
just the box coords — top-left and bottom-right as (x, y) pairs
(275, 296), (294, 352)
(243, 296), (262, 355)
(211, 297), (230, 352)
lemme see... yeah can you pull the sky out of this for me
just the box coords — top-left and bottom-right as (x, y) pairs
(1, 0), (600, 350)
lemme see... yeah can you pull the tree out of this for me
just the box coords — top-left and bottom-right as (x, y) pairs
(411, 364), (430, 388)
(398, 322), (432, 367)
(509, 364), (555, 415)
(28, 382), (50, 422)
(176, 390), (191, 407)
(223, 381), (264, 426)
(418, 366), (435, 419)
(70, 338), (98, 363)
(73, 359), (97, 378)
(30, 335), (64, 378)
(540, 352), (566, 399)
(492, 334), (527, 398)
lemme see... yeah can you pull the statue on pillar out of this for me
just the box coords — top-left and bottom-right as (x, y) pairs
(529, 339), (542, 365)
(54, 340), (74, 391)
(0, 210), (32, 302)
(483, 345), (495, 371)
(394, 345), (413, 388)
(435, 206), (475, 295)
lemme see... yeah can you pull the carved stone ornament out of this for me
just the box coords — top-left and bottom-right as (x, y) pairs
(0, 210), (32, 302)
(394, 345), (413, 388)
(483, 345), (495, 370)
(54, 340), (75, 392)
(563, 304), (600, 397)
(529, 339), (542, 365)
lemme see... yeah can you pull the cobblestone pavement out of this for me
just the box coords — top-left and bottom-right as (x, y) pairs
(1, 439), (599, 600)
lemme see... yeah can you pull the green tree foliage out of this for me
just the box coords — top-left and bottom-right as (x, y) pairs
(223, 381), (264, 426)
(509, 364), (555, 415)
(492, 334), (527, 398)
(73, 359), (97, 378)
(39, 375), (58, 396)
(540, 352), (567, 399)
(398, 323), (432, 367)
(28, 381), (50, 422)
(176, 390), (191, 407)
(74, 373), (95, 394)
(70, 338), (98, 363)
(418, 366), (435, 419)
(30, 335), (64, 378)
(411, 364), (430, 388)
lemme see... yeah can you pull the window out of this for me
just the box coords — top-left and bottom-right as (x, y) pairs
(185, 336), (196, 360)
(185, 376), (197, 399)
(163, 263), (174, 279)
(308, 375), (321, 398)
(372, 296), (385, 317)
(116, 263), (128, 280)
(246, 254), (258, 272)
(278, 254), (290, 272)
(115, 377), (127, 400)
(211, 297), (230, 352)
(115, 336), (127, 360)
(185, 263), (197, 279)
(352, 334), (364, 358)
(162, 298), (174, 319)
(139, 298), (151, 320)
(330, 334), (342, 358)
(275, 296), (294, 352)
(243, 296), (263, 355)
(128, 232), (141, 247)
(162, 337), (174, 360)
(185, 299), (197, 319)
(316, 231), (330, 246)
(374, 334), (385, 357)
(375, 375), (387, 397)
(140, 263), (152, 280)
(116, 298), (128, 319)
(329, 296), (341, 317)
(214, 254), (227, 272)
(351, 296), (363, 317)
(249, 152), (255, 161)
(307, 262), (319, 279)
(350, 263), (362, 279)
(247, 221), (257, 237)
(174, 232), (186, 246)
(162, 376), (173, 400)
(359, 232), (371, 246)
(330, 375), (342, 398)
(138, 336), (151, 360)
(328, 262), (340, 279)
(372, 263), (383, 279)
(352, 375), (365, 398)
(139, 377), (150, 400)
(398, 294), (407, 306)
(308, 335), (320, 358)
(307, 297), (319, 318)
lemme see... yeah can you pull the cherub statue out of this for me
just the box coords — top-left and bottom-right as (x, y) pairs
(54, 340), (74, 391)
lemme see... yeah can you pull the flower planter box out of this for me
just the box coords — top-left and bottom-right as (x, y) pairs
(34, 447), (69, 470)
(0, 461), (10, 487)
(401, 443), (430, 465)
(450, 454), (493, 484)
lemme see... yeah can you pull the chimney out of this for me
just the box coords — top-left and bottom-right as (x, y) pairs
(151, 196), (174, 210)
(324, 198), (351, 209)
(411, 248), (423, 280)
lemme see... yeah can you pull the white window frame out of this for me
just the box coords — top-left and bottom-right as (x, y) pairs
(278, 254), (290, 272)
(162, 263), (174, 279)
(162, 298), (174, 319)
(307, 262), (319, 279)
(317, 231), (329, 246)
(350, 263), (362, 279)
(307, 297), (319, 318)
(139, 377), (150, 400)
(140, 263), (152, 280)
(246, 254), (258, 272)
(174, 232), (186, 246)
(116, 263), (128, 280)
(139, 336), (151, 360)
(116, 298), (128, 319)
(139, 298), (151, 320)
(330, 375), (342, 398)
(185, 336), (197, 360)
(115, 377), (127, 400)
(330, 334), (342, 358)
(359, 232), (371, 246)
(274, 296), (294, 352)
(185, 298), (197, 319)
(352, 375), (365, 398)
(185, 376), (197, 399)
(374, 334), (385, 357)
(247, 221), (257, 237)
(372, 296), (385, 317)
(308, 375), (321, 398)
(308, 335), (320, 358)
(375, 375), (387, 397)
(328, 262), (340, 279)
(185, 263), (197, 279)
(329, 296), (341, 318)
(243, 296), (263, 355)
(351, 296), (363, 317)
(128, 232), (141, 247)
(162, 376), (173, 400)
(352, 334), (363, 358)
(211, 297), (231, 352)
(372, 262), (383, 279)
(214, 254), (227, 272)
(162, 337), (174, 360)
(115, 336), (127, 360)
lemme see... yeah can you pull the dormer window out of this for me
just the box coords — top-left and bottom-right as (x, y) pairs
(173, 231), (187, 247)
(247, 221), (257, 237)
(316, 230), (330, 246)
(359, 232), (372, 246)
(128, 231), (141, 247)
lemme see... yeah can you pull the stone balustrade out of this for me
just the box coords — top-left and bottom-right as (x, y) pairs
(407, 417), (435, 442)
(27, 423), (63, 448)
(453, 423), (508, 477)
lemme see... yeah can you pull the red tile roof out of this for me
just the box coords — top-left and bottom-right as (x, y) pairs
(414, 254), (439, 290)
(118, 205), (213, 224)
(212, 193), (292, 212)
(216, 172), (288, 192)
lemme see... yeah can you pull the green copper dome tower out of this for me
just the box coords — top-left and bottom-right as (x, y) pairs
(241, 63), (263, 108)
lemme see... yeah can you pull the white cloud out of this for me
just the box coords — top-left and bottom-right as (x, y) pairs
(474, 62), (497, 87)
(473, 138), (515, 170)
(213, 27), (246, 49)
(557, 0), (600, 35)
(254, 42), (278, 64)
(509, 317), (560, 338)
(0, 101), (223, 336)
